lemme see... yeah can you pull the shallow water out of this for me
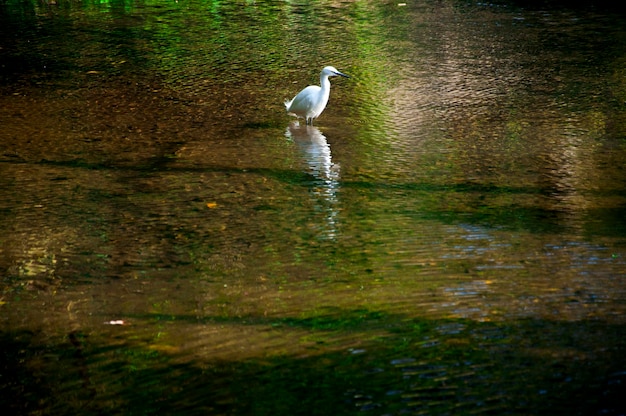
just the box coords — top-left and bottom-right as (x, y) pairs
(1, 0), (626, 415)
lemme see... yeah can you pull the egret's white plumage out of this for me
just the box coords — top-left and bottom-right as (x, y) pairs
(284, 66), (349, 125)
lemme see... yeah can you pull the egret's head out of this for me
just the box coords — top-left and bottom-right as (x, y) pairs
(323, 66), (350, 78)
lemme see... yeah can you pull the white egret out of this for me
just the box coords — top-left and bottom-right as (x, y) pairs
(284, 66), (350, 125)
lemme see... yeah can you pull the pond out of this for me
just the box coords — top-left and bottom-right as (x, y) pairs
(1, 0), (626, 414)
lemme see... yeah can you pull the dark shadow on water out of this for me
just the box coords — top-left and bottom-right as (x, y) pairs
(2, 156), (623, 237)
(1, 314), (625, 415)
(501, 0), (626, 12)
(6, 157), (623, 199)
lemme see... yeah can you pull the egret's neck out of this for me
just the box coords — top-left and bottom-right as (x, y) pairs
(320, 74), (331, 92)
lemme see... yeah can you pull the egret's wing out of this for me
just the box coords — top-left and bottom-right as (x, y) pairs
(288, 86), (320, 115)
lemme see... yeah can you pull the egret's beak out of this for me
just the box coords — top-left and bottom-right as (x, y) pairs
(334, 71), (350, 78)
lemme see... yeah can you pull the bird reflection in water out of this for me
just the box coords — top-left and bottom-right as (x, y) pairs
(285, 121), (340, 240)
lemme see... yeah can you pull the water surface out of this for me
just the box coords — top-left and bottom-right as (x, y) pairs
(1, 1), (626, 415)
